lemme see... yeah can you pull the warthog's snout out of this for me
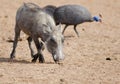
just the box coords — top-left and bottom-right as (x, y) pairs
(52, 46), (64, 62)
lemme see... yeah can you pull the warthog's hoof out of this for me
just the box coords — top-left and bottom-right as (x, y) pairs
(31, 54), (38, 63)
(38, 54), (45, 63)
(31, 53), (45, 63)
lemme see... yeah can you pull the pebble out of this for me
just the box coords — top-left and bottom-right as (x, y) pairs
(106, 57), (111, 61)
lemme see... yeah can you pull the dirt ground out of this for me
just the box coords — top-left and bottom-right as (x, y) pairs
(0, 0), (120, 84)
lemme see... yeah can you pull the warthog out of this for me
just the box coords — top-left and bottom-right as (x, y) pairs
(10, 3), (64, 63)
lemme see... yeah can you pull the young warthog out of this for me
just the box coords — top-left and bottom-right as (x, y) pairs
(10, 3), (64, 63)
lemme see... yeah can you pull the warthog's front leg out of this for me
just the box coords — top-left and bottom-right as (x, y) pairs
(27, 36), (45, 62)
(31, 53), (39, 62)
(32, 37), (45, 63)
(31, 42), (45, 63)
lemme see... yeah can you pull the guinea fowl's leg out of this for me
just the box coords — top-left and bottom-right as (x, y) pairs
(74, 25), (80, 37)
(62, 25), (68, 34)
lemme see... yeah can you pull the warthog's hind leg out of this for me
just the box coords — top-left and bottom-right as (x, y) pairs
(10, 24), (21, 59)
(27, 36), (35, 58)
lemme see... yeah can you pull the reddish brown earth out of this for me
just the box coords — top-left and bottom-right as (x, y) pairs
(0, 0), (120, 84)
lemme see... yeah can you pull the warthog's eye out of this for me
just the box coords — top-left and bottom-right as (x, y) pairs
(61, 36), (64, 43)
(50, 38), (56, 43)
(49, 38), (57, 47)
(62, 38), (64, 43)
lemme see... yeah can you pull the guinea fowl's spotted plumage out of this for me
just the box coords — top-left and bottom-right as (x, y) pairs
(43, 5), (56, 18)
(54, 5), (101, 37)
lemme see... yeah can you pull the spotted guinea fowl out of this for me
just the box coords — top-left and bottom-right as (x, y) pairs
(54, 4), (102, 37)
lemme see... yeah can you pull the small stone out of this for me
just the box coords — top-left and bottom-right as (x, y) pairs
(106, 57), (111, 61)
(66, 42), (69, 45)
(82, 28), (85, 31)
(0, 74), (4, 77)
(114, 57), (117, 60)
(4, 15), (8, 18)
(18, 38), (22, 41)
(60, 78), (64, 82)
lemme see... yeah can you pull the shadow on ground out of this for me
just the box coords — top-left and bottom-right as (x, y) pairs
(0, 57), (30, 64)
(0, 57), (57, 64)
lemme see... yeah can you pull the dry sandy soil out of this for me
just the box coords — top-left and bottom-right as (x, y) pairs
(0, 0), (120, 84)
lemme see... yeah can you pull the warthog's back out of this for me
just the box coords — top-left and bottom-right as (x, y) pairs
(16, 3), (56, 36)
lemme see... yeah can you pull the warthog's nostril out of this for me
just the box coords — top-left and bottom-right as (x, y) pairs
(54, 59), (59, 63)
(54, 58), (64, 64)
(53, 54), (64, 63)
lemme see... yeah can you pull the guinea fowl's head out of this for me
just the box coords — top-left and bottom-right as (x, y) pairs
(93, 14), (102, 22)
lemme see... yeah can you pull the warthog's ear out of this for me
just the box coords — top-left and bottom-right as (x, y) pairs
(56, 23), (62, 33)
